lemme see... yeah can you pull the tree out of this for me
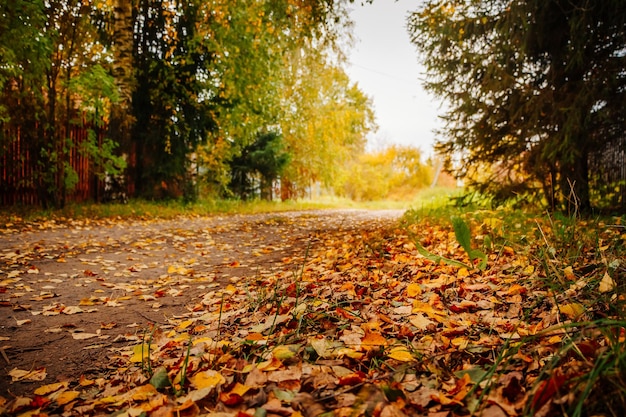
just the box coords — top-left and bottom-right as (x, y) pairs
(279, 48), (375, 198)
(1, 0), (111, 207)
(408, 0), (626, 213)
(339, 145), (433, 201)
(228, 131), (290, 200)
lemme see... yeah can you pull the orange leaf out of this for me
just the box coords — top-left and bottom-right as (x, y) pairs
(361, 331), (387, 350)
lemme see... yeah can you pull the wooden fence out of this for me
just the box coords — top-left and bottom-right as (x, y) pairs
(0, 121), (107, 206)
(1, 122), (625, 210)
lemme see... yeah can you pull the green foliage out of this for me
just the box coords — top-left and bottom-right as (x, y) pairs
(408, 0), (626, 213)
(451, 216), (487, 270)
(228, 131), (291, 200)
(407, 214), (487, 270)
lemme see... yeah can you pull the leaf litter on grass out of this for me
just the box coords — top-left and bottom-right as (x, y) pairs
(1, 210), (625, 416)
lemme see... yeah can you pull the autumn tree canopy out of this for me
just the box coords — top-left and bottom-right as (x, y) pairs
(408, 0), (626, 213)
(0, 0), (377, 206)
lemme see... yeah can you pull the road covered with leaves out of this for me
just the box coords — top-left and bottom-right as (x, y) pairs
(1, 209), (624, 416)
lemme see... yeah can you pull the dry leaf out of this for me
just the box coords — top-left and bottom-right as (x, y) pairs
(558, 303), (585, 319)
(190, 370), (225, 389)
(599, 272), (616, 293)
(9, 367), (47, 382)
(387, 347), (415, 362)
(72, 332), (100, 340)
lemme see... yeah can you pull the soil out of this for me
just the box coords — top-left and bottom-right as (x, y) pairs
(0, 209), (403, 398)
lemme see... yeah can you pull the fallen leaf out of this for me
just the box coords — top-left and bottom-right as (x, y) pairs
(361, 331), (387, 350)
(9, 367), (47, 382)
(72, 332), (100, 340)
(387, 346), (415, 362)
(558, 303), (585, 319)
(33, 381), (69, 395)
(56, 391), (80, 406)
(189, 370), (225, 389)
(599, 272), (616, 293)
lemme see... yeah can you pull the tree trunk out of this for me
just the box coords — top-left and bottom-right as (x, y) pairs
(560, 149), (591, 216)
(109, 0), (136, 193)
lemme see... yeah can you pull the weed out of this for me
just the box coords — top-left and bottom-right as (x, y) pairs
(406, 215), (487, 270)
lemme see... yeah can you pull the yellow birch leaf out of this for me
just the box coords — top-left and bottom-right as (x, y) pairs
(406, 283), (421, 297)
(177, 319), (194, 331)
(190, 370), (225, 389)
(451, 337), (469, 349)
(256, 357), (283, 371)
(387, 347), (415, 362)
(34, 381), (69, 395)
(223, 284), (237, 294)
(599, 272), (616, 293)
(230, 382), (251, 397)
(559, 302), (585, 319)
(55, 391), (80, 406)
(129, 384), (158, 401)
(129, 344), (152, 363)
(272, 345), (298, 360)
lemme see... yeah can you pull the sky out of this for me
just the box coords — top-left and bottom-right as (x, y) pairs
(344, 0), (443, 155)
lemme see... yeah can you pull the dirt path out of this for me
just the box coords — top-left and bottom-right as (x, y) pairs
(0, 209), (403, 397)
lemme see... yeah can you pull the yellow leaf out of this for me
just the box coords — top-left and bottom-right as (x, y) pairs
(177, 320), (194, 331)
(130, 384), (158, 401)
(522, 264), (535, 275)
(599, 272), (616, 293)
(457, 267), (469, 278)
(256, 357), (283, 371)
(190, 370), (225, 389)
(272, 345), (298, 360)
(192, 337), (214, 346)
(412, 301), (446, 321)
(230, 382), (251, 397)
(559, 302), (585, 319)
(55, 391), (80, 406)
(167, 265), (189, 275)
(387, 347), (414, 362)
(406, 283), (422, 297)
(129, 343), (152, 363)
(79, 375), (95, 386)
(451, 337), (469, 349)
(563, 266), (575, 280)
(34, 381), (69, 396)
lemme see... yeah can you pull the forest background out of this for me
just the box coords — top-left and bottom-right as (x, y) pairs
(0, 0), (447, 209)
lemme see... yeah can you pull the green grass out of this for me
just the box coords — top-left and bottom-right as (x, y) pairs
(0, 186), (462, 225)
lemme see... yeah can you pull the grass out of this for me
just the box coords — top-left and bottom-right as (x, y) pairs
(0, 186), (462, 225)
(403, 199), (626, 416)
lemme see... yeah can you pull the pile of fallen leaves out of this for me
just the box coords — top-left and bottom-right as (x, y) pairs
(2, 211), (625, 417)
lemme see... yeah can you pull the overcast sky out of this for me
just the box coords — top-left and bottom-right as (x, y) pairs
(345, 0), (443, 155)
